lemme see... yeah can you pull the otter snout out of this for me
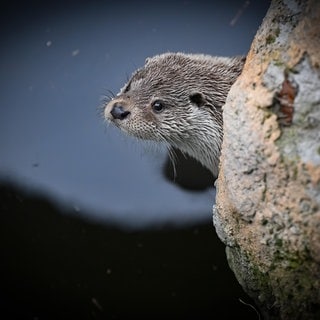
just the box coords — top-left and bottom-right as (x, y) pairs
(107, 102), (131, 120)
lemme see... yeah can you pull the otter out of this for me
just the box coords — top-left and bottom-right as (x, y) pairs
(103, 52), (245, 177)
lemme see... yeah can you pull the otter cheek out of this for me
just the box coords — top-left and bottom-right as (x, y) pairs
(130, 121), (154, 140)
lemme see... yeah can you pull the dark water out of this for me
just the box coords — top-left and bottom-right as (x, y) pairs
(0, 0), (270, 318)
(0, 182), (259, 319)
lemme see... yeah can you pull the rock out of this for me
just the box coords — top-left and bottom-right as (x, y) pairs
(214, 0), (320, 319)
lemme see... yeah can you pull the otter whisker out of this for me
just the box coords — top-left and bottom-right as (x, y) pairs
(97, 89), (117, 120)
(97, 104), (106, 120)
(155, 130), (178, 179)
(167, 146), (178, 180)
(103, 89), (116, 101)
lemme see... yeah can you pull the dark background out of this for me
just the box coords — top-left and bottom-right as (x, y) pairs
(0, 1), (270, 319)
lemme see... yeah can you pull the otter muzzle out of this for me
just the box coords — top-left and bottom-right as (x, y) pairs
(109, 103), (131, 120)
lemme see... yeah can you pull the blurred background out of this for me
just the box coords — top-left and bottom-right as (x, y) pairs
(0, 0), (270, 319)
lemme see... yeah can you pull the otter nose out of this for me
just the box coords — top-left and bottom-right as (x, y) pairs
(110, 104), (131, 120)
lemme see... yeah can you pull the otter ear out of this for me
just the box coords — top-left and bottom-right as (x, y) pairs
(189, 92), (206, 107)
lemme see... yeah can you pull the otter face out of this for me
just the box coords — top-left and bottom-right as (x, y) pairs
(103, 52), (244, 173)
(104, 53), (223, 146)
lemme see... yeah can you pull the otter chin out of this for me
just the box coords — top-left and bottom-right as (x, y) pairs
(104, 52), (245, 177)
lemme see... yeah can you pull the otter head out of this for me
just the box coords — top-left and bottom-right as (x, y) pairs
(104, 52), (244, 175)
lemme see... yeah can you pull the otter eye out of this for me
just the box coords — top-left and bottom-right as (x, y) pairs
(152, 100), (165, 113)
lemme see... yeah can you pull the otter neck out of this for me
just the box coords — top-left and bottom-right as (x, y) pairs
(170, 125), (222, 177)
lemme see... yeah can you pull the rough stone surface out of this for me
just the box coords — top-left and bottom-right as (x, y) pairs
(214, 0), (320, 319)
